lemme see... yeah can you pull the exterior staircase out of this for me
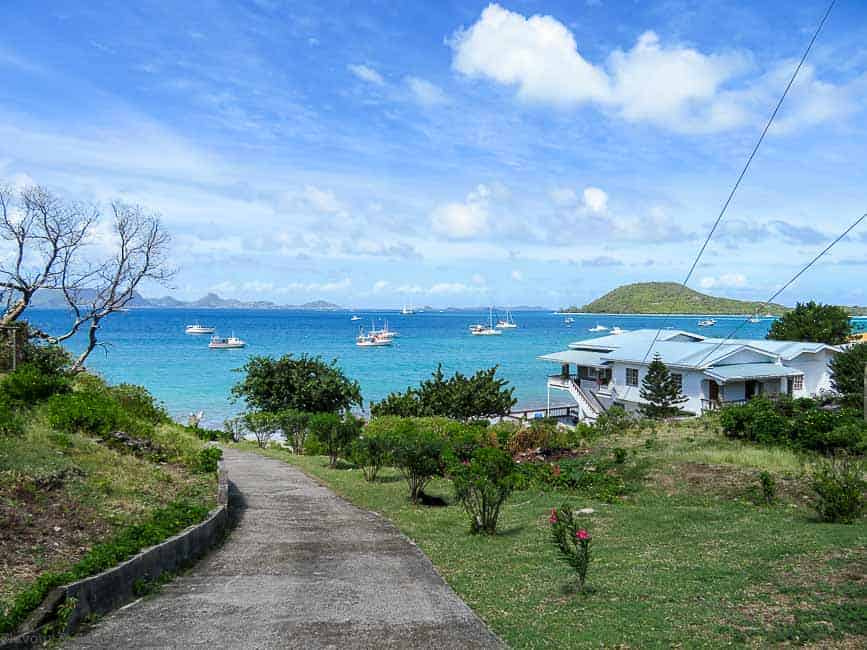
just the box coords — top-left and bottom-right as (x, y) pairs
(567, 378), (605, 422)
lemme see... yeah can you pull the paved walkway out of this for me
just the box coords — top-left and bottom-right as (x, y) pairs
(66, 448), (502, 649)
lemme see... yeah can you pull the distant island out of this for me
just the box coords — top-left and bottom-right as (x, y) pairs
(561, 282), (788, 315)
(30, 290), (344, 311)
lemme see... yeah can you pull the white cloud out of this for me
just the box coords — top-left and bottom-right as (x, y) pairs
(431, 184), (491, 239)
(280, 277), (352, 293)
(471, 273), (486, 285)
(428, 282), (486, 295)
(699, 273), (747, 289)
(449, 3), (851, 134)
(348, 64), (384, 86)
(582, 186), (608, 214)
(511, 270), (523, 281)
(303, 185), (348, 217)
(406, 76), (448, 106)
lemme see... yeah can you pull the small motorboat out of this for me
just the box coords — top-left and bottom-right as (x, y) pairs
(208, 334), (245, 349)
(564, 316), (575, 325)
(698, 319), (717, 327)
(351, 315), (362, 321)
(186, 323), (215, 334)
(610, 326), (627, 335)
(588, 324), (609, 332)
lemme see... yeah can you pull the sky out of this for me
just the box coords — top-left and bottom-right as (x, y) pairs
(1, 0), (866, 309)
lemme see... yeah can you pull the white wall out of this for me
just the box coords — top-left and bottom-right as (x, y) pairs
(785, 349), (835, 395)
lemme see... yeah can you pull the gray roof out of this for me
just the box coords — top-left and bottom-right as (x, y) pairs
(705, 363), (803, 382)
(541, 329), (837, 372)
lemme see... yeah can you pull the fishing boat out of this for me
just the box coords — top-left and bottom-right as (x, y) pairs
(495, 309), (518, 329)
(208, 334), (245, 349)
(471, 307), (502, 336)
(698, 318), (717, 327)
(356, 328), (392, 347)
(610, 326), (627, 335)
(588, 324), (608, 332)
(185, 323), (215, 334)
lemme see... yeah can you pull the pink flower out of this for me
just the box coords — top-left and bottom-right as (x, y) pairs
(576, 529), (590, 541)
(549, 508), (558, 524)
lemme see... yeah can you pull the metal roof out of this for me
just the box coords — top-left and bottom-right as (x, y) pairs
(538, 350), (610, 367)
(704, 363), (803, 382)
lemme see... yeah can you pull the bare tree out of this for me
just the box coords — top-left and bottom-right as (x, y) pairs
(1, 184), (174, 371)
(0, 185), (96, 324)
(51, 202), (175, 371)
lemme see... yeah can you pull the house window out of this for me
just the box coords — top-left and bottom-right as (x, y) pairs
(792, 375), (804, 391)
(626, 368), (639, 387)
(671, 373), (683, 392)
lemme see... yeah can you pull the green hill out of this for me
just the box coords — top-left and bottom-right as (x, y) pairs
(566, 282), (788, 315)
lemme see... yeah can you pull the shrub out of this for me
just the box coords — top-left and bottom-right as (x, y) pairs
(489, 420), (520, 449)
(549, 503), (593, 592)
(349, 435), (390, 481)
(45, 390), (129, 436)
(309, 412), (362, 467)
(811, 455), (866, 523)
(276, 409), (310, 454)
(829, 342), (867, 410)
(222, 416), (245, 442)
(109, 383), (169, 424)
(243, 411), (280, 449)
(451, 447), (516, 534)
(758, 470), (776, 505)
(0, 403), (25, 437)
(593, 406), (636, 437)
(507, 418), (560, 454)
(195, 446), (223, 473)
(0, 363), (70, 407)
(389, 424), (446, 503)
(20, 340), (71, 376)
(613, 447), (628, 464)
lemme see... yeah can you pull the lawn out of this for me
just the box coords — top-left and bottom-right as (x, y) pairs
(245, 423), (866, 648)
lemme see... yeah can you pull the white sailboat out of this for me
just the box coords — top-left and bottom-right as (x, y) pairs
(471, 307), (502, 336)
(495, 309), (517, 329)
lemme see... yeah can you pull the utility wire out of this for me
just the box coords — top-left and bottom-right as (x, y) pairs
(639, 0), (837, 364)
(693, 210), (867, 368)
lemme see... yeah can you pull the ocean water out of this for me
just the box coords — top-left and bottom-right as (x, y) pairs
(26, 309), (777, 427)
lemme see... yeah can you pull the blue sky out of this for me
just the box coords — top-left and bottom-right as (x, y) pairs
(1, 1), (866, 308)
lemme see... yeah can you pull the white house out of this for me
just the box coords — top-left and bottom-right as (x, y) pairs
(539, 329), (839, 421)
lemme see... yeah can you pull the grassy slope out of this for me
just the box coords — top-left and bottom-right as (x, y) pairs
(0, 415), (215, 610)
(244, 424), (866, 648)
(568, 282), (788, 315)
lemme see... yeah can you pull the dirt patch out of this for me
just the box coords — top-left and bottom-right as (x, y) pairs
(650, 461), (810, 503)
(513, 447), (591, 464)
(0, 472), (112, 603)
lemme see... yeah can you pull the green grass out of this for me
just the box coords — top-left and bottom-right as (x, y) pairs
(245, 435), (866, 648)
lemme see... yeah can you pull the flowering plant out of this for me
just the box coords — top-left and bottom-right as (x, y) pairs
(549, 502), (592, 592)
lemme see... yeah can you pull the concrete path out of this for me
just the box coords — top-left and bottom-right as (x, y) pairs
(66, 448), (502, 649)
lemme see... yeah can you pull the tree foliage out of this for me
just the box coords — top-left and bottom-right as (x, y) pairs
(767, 301), (851, 345)
(370, 364), (515, 420)
(451, 447), (516, 535)
(830, 342), (867, 410)
(308, 412), (362, 467)
(243, 411), (281, 449)
(639, 354), (688, 418)
(232, 354), (362, 414)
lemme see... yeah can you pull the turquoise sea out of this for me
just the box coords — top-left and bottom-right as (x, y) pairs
(26, 309), (786, 427)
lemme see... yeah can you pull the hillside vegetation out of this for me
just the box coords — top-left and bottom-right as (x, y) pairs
(567, 282), (788, 315)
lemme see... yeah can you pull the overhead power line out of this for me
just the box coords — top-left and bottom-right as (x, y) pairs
(693, 210), (867, 368)
(640, 0), (838, 365)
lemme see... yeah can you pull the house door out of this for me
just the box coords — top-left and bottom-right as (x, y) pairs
(708, 380), (720, 403)
(745, 380), (759, 400)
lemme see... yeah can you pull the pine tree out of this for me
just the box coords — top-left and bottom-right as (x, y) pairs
(639, 354), (688, 418)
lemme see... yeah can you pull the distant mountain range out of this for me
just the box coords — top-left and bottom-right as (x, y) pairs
(30, 290), (344, 311)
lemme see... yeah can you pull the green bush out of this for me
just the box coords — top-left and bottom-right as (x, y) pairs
(0, 402), (25, 437)
(275, 409), (311, 454)
(309, 412), (362, 467)
(719, 397), (865, 454)
(0, 363), (70, 407)
(109, 383), (169, 424)
(507, 418), (560, 454)
(194, 446), (223, 473)
(45, 390), (131, 436)
(451, 447), (516, 534)
(758, 470), (776, 505)
(810, 455), (866, 523)
(389, 423), (446, 503)
(349, 435), (390, 481)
